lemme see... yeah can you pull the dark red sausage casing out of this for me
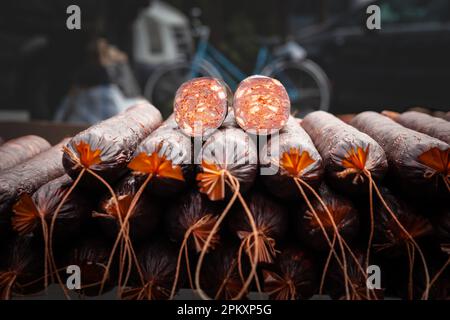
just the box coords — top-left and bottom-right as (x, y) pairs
(384, 110), (450, 144)
(302, 111), (388, 194)
(261, 247), (316, 300)
(197, 127), (258, 200)
(295, 183), (360, 251)
(123, 242), (177, 300)
(233, 75), (290, 135)
(166, 189), (221, 252)
(174, 77), (231, 137)
(432, 207), (450, 244)
(62, 102), (162, 184)
(260, 117), (324, 199)
(199, 244), (247, 299)
(351, 111), (449, 197)
(228, 191), (289, 262)
(0, 135), (51, 172)
(60, 236), (114, 296)
(373, 187), (432, 257)
(0, 236), (45, 299)
(11, 174), (90, 241)
(0, 138), (68, 215)
(132, 116), (193, 196)
(95, 174), (161, 242)
(324, 251), (381, 300)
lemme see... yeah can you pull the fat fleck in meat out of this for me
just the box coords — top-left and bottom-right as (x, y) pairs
(233, 75), (290, 135)
(174, 77), (230, 137)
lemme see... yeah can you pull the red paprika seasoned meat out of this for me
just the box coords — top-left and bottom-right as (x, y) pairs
(174, 77), (230, 137)
(234, 75), (290, 135)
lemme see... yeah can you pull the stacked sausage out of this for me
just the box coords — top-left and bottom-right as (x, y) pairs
(0, 77), (449, 300)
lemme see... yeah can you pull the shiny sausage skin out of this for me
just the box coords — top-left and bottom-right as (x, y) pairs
(0, 135), (51, 171)
(197, 127), (258, 199)
(133, 115), (193, 196)
(166, 190), (221, 252)
(351, 111), (449, 197)
(96, 174), (161, 242)
(386, 111), (450, 144)
(295, 183), (359, 251)
(62, 102), (162, 184)
(11, 174), (90, 241)
(0, 139), (69, 215)
(302, 111), (387, 195)
(260, 117), (323, 199)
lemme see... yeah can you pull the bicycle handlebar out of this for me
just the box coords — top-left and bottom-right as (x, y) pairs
(189, 11), (306, 62)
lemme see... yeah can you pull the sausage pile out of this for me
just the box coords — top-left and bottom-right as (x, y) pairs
(0, 77), (448, 300)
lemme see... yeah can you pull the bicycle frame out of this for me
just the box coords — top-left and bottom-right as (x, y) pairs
(189, 29), (301, 101)
(189, 33), (272, 90)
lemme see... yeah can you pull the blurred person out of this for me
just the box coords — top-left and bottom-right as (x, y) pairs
(0, 0), (150, 121)
(54, 38), (143, 124)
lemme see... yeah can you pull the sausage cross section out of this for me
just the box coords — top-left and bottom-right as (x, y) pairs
(174, 77), (230, 137)
(233, 75), (290, 135)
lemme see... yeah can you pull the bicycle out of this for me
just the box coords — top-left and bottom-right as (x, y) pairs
(144, 10), (331, 118)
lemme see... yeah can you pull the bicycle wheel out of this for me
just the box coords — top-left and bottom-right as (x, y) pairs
(143, 59), (221, 118)
(262, 59), (331, 117)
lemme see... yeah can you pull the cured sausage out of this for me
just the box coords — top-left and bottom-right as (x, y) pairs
(199, 244), (247, 299)
(302, 111), (387, 194)
(166, 190), (221, 252)
(432, 207), (450, 245)
(131, 116), (193, 196)
(196, 127), (258, 201)
(0, 236), (44, 299)
(233, 75), (290, 135)
(295, 183), (360, 251)
(0, 139), (69, 215)
(261, 247), (316, 300)
(122, 242), (177, 300)
(260, 116), (323, 199)
(62, 102), (162, 184)
(383, 110), (450, 144)
(174, 77), (231, 137)
(94, 174), (161, 242)
(11, 174), (89, 241)
(324, 251), (381, 300)
(351, 111), (449, 197)
(60, 236), (114, 296)
(228, 191), (288, 264)
(372, 187), (432, 257)
(0, 135), (51, 171)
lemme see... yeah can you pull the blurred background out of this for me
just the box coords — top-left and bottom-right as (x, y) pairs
(0, 0), (449, 130)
